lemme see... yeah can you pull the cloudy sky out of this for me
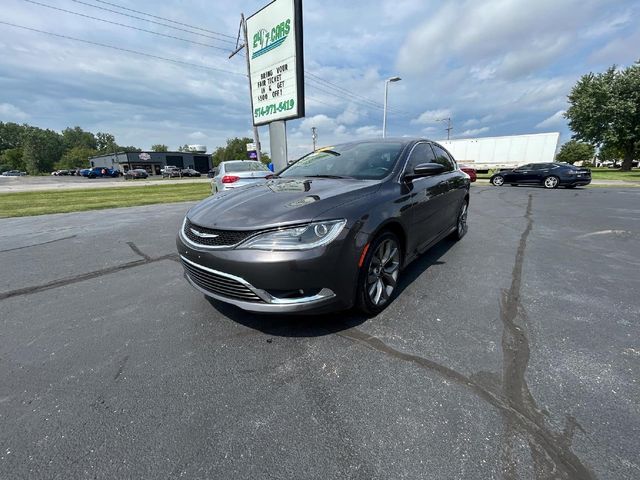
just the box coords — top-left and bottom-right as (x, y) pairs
(0, 0), (638, 158)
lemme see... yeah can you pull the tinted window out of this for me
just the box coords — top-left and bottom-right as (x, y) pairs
(281, 142), (404, 180)
(532, 164), (550, 170)
(431, 144), (454, 172)
(516, 164), (533, 170)
(224, 161), (268, 173)
(406, 143), (437, 173)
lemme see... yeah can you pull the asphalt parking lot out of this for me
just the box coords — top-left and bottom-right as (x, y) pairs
(1, 185), (639, 479)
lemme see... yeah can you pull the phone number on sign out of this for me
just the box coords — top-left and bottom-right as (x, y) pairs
(254, 99), (295, 118)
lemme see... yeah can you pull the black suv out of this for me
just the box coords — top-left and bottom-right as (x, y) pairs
(490, 163), (591, 189)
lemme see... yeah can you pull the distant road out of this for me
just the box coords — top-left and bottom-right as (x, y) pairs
(0, 175), (210, 193)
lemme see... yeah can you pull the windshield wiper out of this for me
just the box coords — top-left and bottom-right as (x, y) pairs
(304, 174), (353, 179)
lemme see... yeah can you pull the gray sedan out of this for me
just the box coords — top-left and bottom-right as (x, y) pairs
(210, 160), (272, 194)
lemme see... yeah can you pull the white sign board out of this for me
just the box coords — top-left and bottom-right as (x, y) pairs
(246, 142), (256, 152)
(246, 0), (304, 126)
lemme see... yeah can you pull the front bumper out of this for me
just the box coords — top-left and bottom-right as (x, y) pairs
(176, 225), (366, 313)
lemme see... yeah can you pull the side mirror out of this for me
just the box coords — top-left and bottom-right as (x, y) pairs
(405, 162), (445, 180)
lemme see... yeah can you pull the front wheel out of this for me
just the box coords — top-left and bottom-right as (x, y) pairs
(543, 176), (559, 189)
(491, 175), (505, 186)
(356, 232), (402, 315)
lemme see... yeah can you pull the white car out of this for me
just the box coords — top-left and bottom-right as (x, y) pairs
(210, 160), (272, 194)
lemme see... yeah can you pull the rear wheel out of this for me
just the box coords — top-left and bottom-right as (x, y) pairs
(450, 200), (468, 240)
(543, 176), (559, 189)
(356, 232), (401, 315)
(491, 175), (504, 186)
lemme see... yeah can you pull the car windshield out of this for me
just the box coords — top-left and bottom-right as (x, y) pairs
(280, 142), (404, 180)
(225, 161), (268, 173)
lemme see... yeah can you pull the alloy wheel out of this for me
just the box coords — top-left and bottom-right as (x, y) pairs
(457, 202), (468, 237)
(544, 176), (559, 189)
(492, 175), (504, 186)
(366, 238), (400, 306)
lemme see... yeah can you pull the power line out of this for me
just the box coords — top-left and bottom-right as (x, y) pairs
(0, 21), (247, 77)
(305, 71), (385, 110)
(54, 0), (414, 120)
(21, 0), (234, 53)
(90, 0), (236, 40)
(69, 0), (237, 45)
(305, 77), (409, 117)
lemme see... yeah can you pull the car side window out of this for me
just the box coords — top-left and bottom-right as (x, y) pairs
(431, 144), (454, 172)
(406, 143), (437, 173)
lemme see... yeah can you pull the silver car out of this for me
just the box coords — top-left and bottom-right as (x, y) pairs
(211, 160), (272, 194)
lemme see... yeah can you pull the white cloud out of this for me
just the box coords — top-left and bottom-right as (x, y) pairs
(412, 109), (452, 125)
(535, 110), (566, 129)
(355, 125), (382, 137)
(0, 102), (29, 121)
(188, 131), (207, 140)
(458, 127), (490, 138)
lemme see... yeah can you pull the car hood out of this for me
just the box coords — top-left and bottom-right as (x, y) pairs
(187, 177), (380, 230)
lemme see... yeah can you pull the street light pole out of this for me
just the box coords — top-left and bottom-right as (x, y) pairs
(382, 76), (401, 138)
(311, 127), (317, 151)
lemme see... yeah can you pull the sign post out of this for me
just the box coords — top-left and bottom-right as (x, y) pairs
(246, 0), (304, 170)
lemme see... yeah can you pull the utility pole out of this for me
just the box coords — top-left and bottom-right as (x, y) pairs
(311, 127), (317, 151)
(229, 14), (261, 163)
(436, 117), (452, 140)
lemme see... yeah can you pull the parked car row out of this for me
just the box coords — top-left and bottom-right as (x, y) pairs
(1, 170), (27, 176)
(161, 166), (202, 178)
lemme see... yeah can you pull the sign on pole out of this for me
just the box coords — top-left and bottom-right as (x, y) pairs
(246, 0), (304, 126)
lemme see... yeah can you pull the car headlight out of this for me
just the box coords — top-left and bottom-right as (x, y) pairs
(239, 219), (347, 251)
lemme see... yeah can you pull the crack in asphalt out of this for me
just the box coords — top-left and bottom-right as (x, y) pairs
(0, 234), (77, 253)
(126, 241), (152, 261)
(0, 243), (178, 301)
(338, 194), (596, 479)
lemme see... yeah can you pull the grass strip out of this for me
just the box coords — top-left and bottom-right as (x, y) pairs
(0, 183), (211, 218)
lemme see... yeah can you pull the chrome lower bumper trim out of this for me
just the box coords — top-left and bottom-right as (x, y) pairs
(180, 255), (336, 312)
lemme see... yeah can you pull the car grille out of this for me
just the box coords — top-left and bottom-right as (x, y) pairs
(181, 258), (264, 303)
(183, 219), (256, 247)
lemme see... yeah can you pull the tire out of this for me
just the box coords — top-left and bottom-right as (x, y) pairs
(449, 200), (468, 241)
(356, 232), (402, 315)
(491, 175), (505, 186)
(543, 176), (559, 189)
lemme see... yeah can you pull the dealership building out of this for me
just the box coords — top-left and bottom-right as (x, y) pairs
(88, 148), (212, 176)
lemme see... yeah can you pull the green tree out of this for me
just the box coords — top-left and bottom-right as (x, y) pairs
(565, 61), (640, 171)
(177, 144), (191, 152)
(21, 127), (64, 174)
(0, 122), (26, 151)
(151, 144), (168, 152)
(0, 147), (24, 170)
(555, 140), (595, 165)
(61, 126), (97, 151)
(55, 146), (95, 169)
(95, 132), (118, 153)
(119, 145), (141, 152)
(211, 137), (270, 167)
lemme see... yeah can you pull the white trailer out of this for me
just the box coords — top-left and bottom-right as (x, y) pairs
(439, 132), (560, 171)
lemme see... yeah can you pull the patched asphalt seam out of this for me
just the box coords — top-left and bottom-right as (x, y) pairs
(338, 194), (596, 479)
(0, 234), (77, 253)
(0, 244), (178, 301)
